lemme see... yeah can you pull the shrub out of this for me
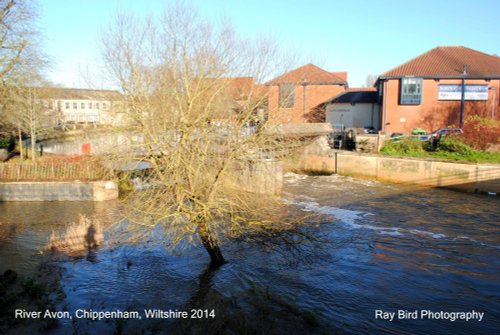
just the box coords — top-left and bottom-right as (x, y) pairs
(435, 137), (474, 155)
(460, 116), (500, 150)
(381, 137), (426, 155)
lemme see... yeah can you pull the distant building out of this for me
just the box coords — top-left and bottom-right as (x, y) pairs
(266, 64), (348, 123)
(322, 88), (380, 130)
(376, 46), (500, 134)
(39, 87), (127, 127)
(205, 77), (269, 125)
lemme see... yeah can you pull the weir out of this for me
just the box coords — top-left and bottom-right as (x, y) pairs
(38, 123), (334, 196)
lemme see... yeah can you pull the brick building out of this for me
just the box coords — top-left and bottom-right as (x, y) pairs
(377, 46), (500, 134)
(266, 64), (347, 123)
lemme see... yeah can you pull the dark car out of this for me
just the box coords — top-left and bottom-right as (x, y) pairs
(431, 128), (463, 139)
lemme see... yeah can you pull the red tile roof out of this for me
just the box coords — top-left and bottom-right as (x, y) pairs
(382, 46), (500, 77)
(266, 63), (347, 85)
(226, 77), (255, 99)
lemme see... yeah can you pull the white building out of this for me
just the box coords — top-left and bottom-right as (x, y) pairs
(324, 88), (380, 130)
(40, 88), (127, 126)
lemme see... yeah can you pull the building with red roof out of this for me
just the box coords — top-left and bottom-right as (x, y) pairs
(266, 64), (348, 123)
(377, 46), (500, 134)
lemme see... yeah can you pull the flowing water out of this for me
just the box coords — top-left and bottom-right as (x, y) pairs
(0, 174), (498, 334)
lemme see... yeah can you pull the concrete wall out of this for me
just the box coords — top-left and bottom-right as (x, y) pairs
(334, 152), (500, 193)
(42, 132), (136, 156)
(382, 78), (500, 134)
(235, 159), (283, 195)
(284, 136), (336, 174)
(0, 180), (119, 201)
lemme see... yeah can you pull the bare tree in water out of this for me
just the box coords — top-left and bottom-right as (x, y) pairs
(101, 4), (313, 265)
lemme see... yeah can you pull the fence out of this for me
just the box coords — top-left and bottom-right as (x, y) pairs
(0, 159), (115, 182)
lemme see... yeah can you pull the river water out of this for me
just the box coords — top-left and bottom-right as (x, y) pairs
(0, 174), (498, 334)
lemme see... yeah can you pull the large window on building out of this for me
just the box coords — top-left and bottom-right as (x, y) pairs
(400, 77), (422, 105)
(279, 84), (295, 108)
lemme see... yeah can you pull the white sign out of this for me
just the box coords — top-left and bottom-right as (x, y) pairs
(438, 85), (488, 101)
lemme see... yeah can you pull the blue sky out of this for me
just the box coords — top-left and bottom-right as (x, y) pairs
(38, 0), (500, 88)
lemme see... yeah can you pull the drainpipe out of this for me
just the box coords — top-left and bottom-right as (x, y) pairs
(460, 64), (467, 128)
(303, 78), (307, 120)
(382, 80), (387, 133)
(489, 86), (496, 120)
(370, 103), (374, 128)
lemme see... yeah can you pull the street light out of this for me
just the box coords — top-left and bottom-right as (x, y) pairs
(460, 64), (467, 128)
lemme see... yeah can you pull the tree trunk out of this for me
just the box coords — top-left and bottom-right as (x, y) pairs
(197, 221), (226, 266)
(17, 127), (23, 160)
(30, 128), (35, 162)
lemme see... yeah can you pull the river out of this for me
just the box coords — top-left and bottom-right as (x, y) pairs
(0, 173), (498, 334)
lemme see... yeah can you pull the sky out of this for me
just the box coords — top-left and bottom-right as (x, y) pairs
(38, 0), (500, 89)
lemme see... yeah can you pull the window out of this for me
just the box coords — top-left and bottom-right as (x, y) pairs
(73, 102), (77, 109)
(65, 102), (70, 109)
(102, 102), (107, 109)
(88, 102), (92, 109)
(400, 78), (422, 105)
(279, 84), (295, 108)
(81, 102), (85, 109)
(96, 102), (100, 109)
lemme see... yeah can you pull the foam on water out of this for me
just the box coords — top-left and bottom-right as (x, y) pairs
(289, 199), (450, 240)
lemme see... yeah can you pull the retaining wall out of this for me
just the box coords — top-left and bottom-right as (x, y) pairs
(302, 151), (500, 193)
(0, 180), (119, 201)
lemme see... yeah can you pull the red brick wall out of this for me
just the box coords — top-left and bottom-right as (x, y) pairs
(268, 84), (346, 123)
(382, 78), (500, 133)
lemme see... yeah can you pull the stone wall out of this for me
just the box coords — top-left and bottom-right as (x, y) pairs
(0, 180), (119, 201)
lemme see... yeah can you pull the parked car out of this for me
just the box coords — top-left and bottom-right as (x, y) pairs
(388, 130), (430, 142)
(431, 128), (463, 139)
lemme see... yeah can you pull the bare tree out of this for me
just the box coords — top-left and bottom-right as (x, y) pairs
(101, 4), (309, 265)
(0, 0), (49, 159)
(364, 74), (379, 88)
(8, 85), (55, 160)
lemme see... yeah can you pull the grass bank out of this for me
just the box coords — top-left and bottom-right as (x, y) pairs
(381, 137), (500, 163)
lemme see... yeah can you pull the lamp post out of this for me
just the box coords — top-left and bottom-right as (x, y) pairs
(460, 64), (467, 128)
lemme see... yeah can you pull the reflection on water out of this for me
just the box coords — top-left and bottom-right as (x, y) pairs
(0, 174), (499, 334)
(0, 201), (118, 276)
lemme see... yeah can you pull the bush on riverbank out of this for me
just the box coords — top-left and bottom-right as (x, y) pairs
(381, 137), (500, 163)
(0, 268), (64, 333)
(460, 116), (500, 151)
